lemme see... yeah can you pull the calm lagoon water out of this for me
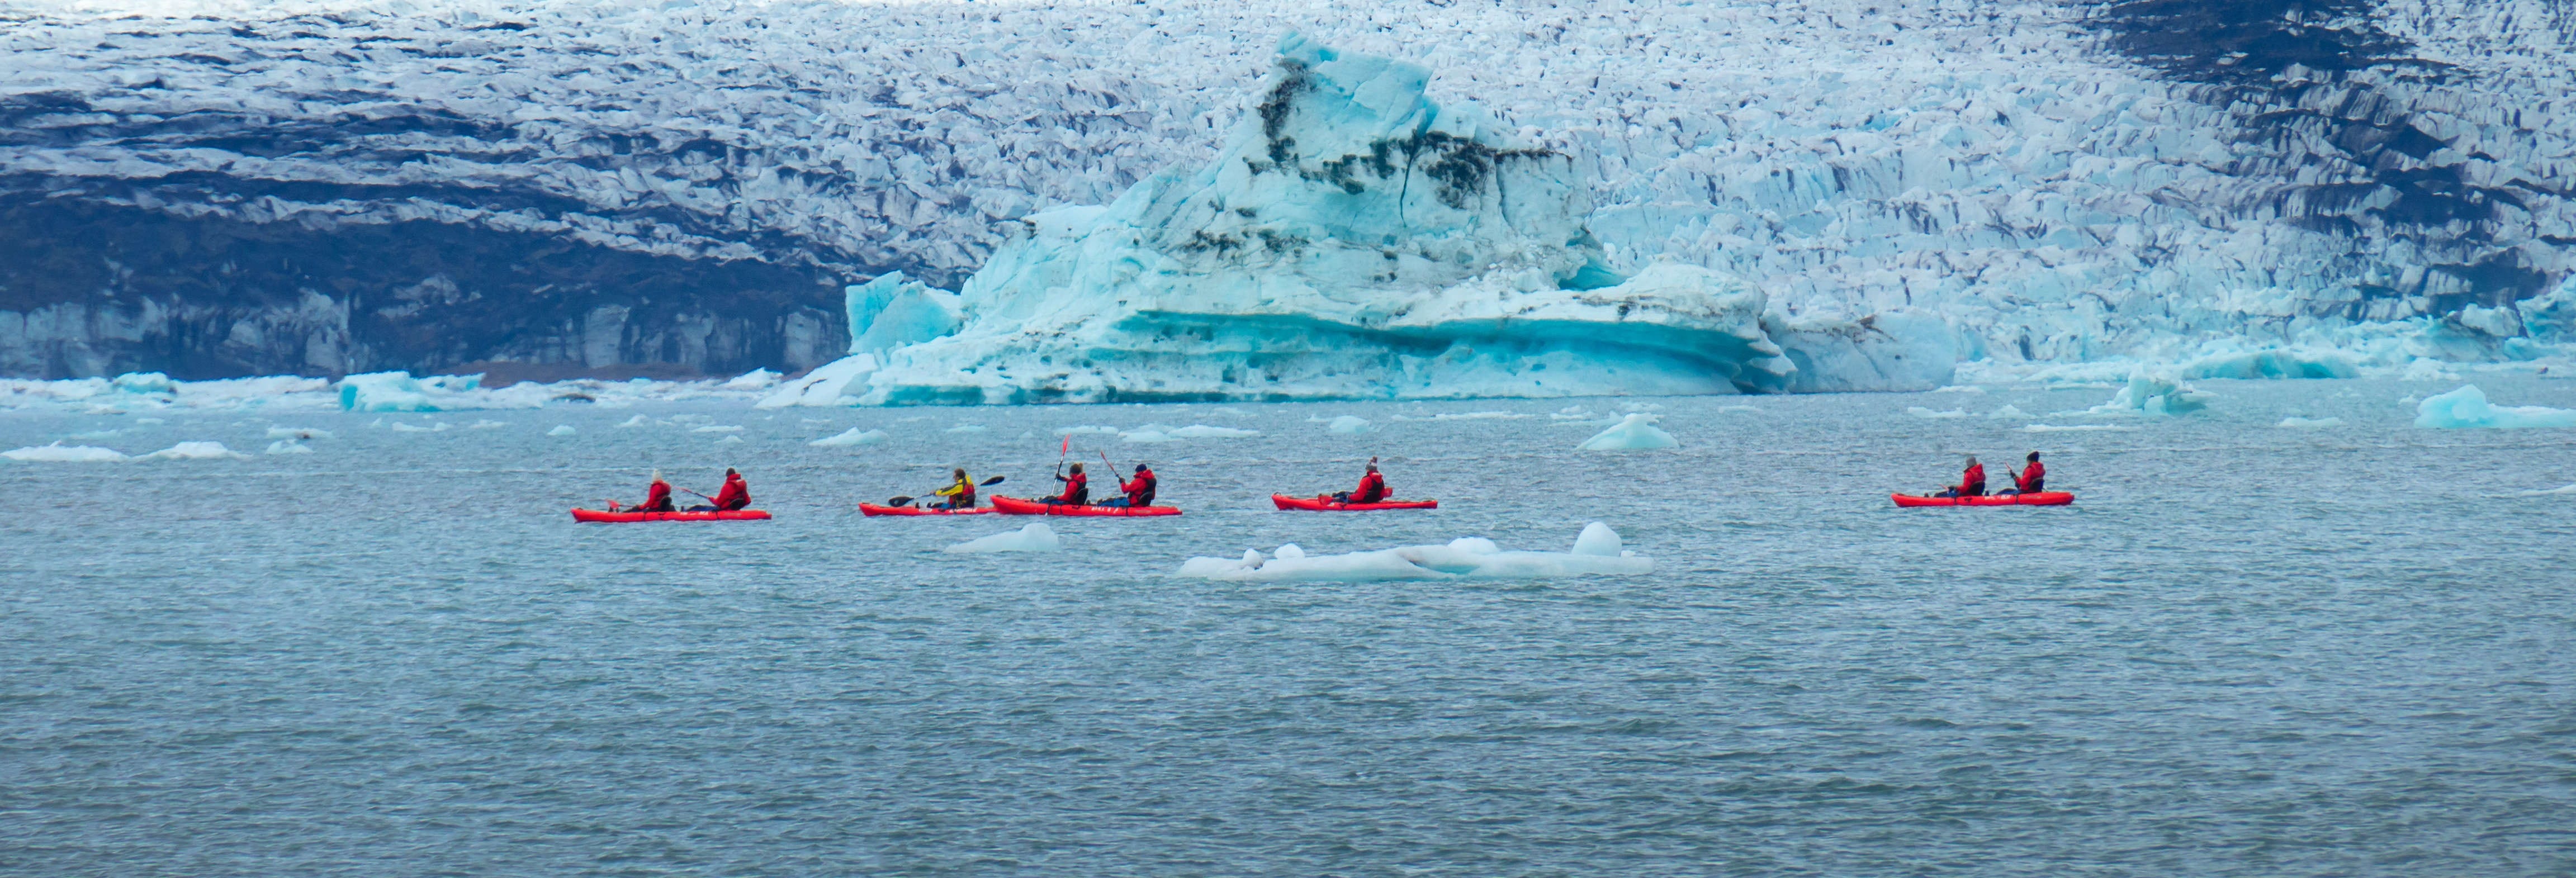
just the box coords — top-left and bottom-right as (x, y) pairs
(4, 377), (2574, 875)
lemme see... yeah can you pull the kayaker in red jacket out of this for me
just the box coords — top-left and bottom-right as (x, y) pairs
(620, 471), (675, 512)
(712, 469), (750, 510)
(2002, 452), (2044, 495)
(1934, 456), (1986, 498)
(1330, 458), (1387, 504)
(1047, 463), (1090, 505)
(1105, 463), (1156, 507)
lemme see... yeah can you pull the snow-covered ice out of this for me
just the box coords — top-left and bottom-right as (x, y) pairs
(943, 523), (1063, 554)
(2414, 385), (2576, 429)
(810, 428), (890, 447)
(548, 425), (578, 436)
(1578, 414), (1678, 450)
(3, 442), (127, 462)
(139, 441), (248, 461)
(1176, 523), (1651, 582)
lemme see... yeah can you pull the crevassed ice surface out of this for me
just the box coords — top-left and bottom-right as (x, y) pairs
(4, 0), (2575, 384)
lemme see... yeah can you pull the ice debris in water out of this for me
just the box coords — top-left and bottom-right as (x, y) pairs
(943, 522), (1062, 554)
(391, 421), (452, 433)
(1905, 407), (1967, 419)
(1176, 523), (1650, 582)
(1120, 426), (1180, 443)
(2276, 416), (2344, 429)
(1988, 405), (2030, 419)
(946, 424), (988, 434)
(716, 435), (744, 444)
(264, 440), (313, 454)
(615, 415), (651, 428)
(2518, 483), (2576, 497)
(1167, 424), (1258, 438)
(1327, 415), (1373, 434)
(1055, 425), (1120, 435)
(691, 424), (744, 433)
(547, 425), (577, 436)
(140, 441), (248, 461)
(2082, 371), (2213, 416)
(718, 369), (780, 391)
(810, 428), (889, 447)
(265, 426), (332, 439)
(3, 442), (129, 462)
(468, 420), (507, 430)
(1578, 414), (1678, 450)
(2414, 385), (2576, 429)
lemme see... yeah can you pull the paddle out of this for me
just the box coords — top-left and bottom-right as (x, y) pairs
(887, 475), (1005, 507)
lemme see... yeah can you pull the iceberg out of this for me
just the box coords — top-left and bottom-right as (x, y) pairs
(1578, 413), (1677, 450)
(140, 441), (249, 461)
(265, 426), (332, 439)
(943, 523), (1062, 554)
(339, 372), (440, 412)
(718, 369), (780, 391)
(804, 36), (1972, 407)
(2414, 385), (2576, 429)
(547, 425), (578, 436)
(2275, 416), (2344, 429)
(3, 442), (129, 462)
(1326, 415), (1374, 434)
(1166, 425), (1258, 439)
(264, 439), (314, 454)
(1176, 523), (1651, 582)
(1905, 407), (1968, 419)
(809, 428), (889, 447)
(2083, 372), (2214, 416)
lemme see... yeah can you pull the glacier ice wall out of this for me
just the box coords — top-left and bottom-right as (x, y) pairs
(3, 0), (2573, 382)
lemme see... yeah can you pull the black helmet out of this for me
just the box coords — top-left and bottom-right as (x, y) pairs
(1135, 464), (1149, 473)
(2026, 452), (2040, 461)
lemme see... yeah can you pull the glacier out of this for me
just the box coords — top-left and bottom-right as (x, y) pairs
(5, 0), (2576, 392)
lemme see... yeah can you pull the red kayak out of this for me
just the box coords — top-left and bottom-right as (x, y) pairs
(1272, 493), (1439, 511)
(1891, 492), (2073, 507)
(859, 503), (995, 516)
(989, 495), (1182, 517)
(571, 508), (773, 523)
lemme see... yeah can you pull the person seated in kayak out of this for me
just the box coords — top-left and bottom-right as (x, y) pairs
(1045, 462), (1089, 505)
(1329, 458), (1388, 504)
(617, 471), (676, 512)
(931, 467), (978, 509)
(1933, 456), (1986, 498)
(1100, 463), (1157, 507)
(685, 468), (750, 511)
(1999, 452), (2044, 496)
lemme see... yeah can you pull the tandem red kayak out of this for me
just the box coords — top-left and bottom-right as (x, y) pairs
(989, 495), (1182, 516)
(570, 508), (774, 523)
(858, 503), (995, 516)
(1271, 493), (1439, 511)
(1890, 492), (2073, 508)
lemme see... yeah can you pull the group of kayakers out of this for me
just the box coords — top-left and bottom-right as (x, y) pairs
(610, 468), (751, 512)
(1931, 451), (2045, 497)
(1035, 461), (1160, 507)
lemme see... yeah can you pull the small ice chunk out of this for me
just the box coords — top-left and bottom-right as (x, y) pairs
(1932, 385), (1987, 394)
(1327, 415), (1373, 434)
(3, 442), (128, 462)
(1055, 425), (1120, 435)
(1166, 424), (1258, 438)
(716, 434), (744, 444)
(390, 421), (452, 433)
(1276, 543), (1305, 559)
(1120, 429), (1178, 443)
(691, 424), (744, 433)
(547, 425), (577, 436)
(1905, 407), (1967, 419)
(337, 372), (438, 412)
(1578, 413), (1677, 450)
(140, 441), (248, 461)
(467, 420), (507, 430)
(1987, 405), (2030, 419)
(719, 368), (781, 390)
(2023, 424), (2137, 432)
(2414, 385), (2576, 429)
(2518, 483), (2576, 497)
(1572, 522), (1622, 557)
(2275, 416), (2343, 429)
(2085, 371), (2213, 416)
(946, 424), (988, 434)
(265, 426), (332, 439)
(615, 415), (651, 428)
(264, 440), (313, 454)
(810, 427), (890, 447)
(944, 522), (1062, 554)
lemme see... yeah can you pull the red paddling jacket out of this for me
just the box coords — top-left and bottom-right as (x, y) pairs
(1352, 471), (1387, 504)
(2016, 461), (2044, 493)
(1957, 463), (1986, 496)
(713, 475), (750, 511)
(1055, 471), (1089, 504)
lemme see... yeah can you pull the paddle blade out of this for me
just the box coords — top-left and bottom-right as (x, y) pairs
(981, 475), (1006, 485)
(886, 496), (915, 506)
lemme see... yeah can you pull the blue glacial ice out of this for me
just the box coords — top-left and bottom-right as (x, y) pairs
(2414, 385), (2576, 429)
(2079, 372), (2214, 416)
(1578, 413), (1678, 450)
(772, 36), (1950, 407)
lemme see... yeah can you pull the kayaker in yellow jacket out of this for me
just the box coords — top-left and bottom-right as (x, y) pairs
(931, 467), (978, 509)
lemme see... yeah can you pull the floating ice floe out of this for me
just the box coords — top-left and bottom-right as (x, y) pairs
(2414, 385), (2576, 429)
(3, 442), (129, 462)
(809, 428), (889, 447)
(943, 523), (1062, 554)
(1987, 405), (2030, 419)
(1177, 523), (1650, 582)
(547, 425), (577, 436)
(390, 421), (452, 433)
(265, 426), (332, 439)
(1933, 385), (1987, 394)
(468, 420), (508, 430)
(1119, 426), (1180, 443)
(615, 415), (651, 428)
(1905, 407), (1967, 419)
(1054, 425), (1120, 435)
(716, 434), (744, 444)
(264, 440), (313, 454)
(945, 424), (988, 434)
(2077, 371), (2213, 416)
(2275, 416), (2344, 429)
(718, 368), (780, 391)
(1327, 415), (1372, 434)
(1578, 414), (1677, 450)
(140, 441), (248, 461)
(2022, 424), (2137, 433)
(691, 424), (744, 433)
(2518, 483), (2576, 497)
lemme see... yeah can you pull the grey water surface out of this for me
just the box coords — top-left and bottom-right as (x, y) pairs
(4, 378), (2574, 876)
